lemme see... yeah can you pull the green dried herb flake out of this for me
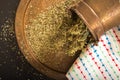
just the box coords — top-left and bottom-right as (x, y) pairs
(25, 0), (95, 57)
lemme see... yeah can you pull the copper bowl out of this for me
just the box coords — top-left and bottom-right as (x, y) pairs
(15, 0), (79, 80)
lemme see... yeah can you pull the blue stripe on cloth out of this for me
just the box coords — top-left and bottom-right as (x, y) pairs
(79, 57), (94, 80)
(91, 45), (114, 80)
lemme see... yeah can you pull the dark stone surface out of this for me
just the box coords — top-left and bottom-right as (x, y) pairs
(0, 0), (53, 80)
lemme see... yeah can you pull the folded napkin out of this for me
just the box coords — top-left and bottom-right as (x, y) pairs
(66, 26), (120, 80)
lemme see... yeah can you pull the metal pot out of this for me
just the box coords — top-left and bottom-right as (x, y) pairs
(70, 0), (120, 40)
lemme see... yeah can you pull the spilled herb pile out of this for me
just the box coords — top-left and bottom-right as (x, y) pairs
(0, 15), (51, 80)
(25, 0), (95, 56)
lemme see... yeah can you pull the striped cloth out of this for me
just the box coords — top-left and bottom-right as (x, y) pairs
(66, 26), (120, 80)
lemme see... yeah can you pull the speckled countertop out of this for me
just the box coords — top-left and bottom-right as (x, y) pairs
(0, 0), (53, 80)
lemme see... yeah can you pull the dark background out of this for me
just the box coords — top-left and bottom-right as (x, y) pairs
(0, 0), (53, 80)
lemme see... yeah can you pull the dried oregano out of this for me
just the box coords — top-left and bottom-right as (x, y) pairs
(25, 0), (95, 56)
